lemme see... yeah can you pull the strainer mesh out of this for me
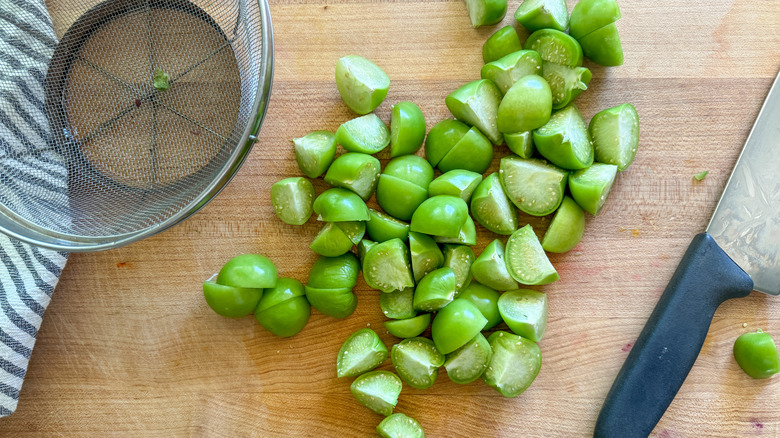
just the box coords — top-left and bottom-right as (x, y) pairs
(0, 0), (263, 241)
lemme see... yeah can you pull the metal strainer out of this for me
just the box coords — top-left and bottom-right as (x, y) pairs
(0, 0), (273, 251)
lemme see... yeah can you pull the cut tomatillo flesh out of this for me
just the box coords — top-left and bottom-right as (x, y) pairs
(337, 221), (366, 245)
(362, 238), (415, 293)
(542, 196), (585, 253)
(336, 328), (389, 378)
(428, 170), (483, 203)
(376, 175), (429, 221)
(307, 252), (361, 289)
(377, 413), (425, 438)
(498, 289), (548, 342)
(533, 104), (594, 170)
(513, 0), (569, 32)
(590, 103), (640, 171)
(568, 162), (618, 215)
(524, 28), (584, 67)
(391, 337), (444, 389)
(308, 222), (360, 257)
(310, 221), (366, 257)
(432, 299), (488, 354)
(383, 155), (435, 189)
(335, 55), (390, 115)
(445, 79), (503, 145)
(481, 50), (542, 96)
(366, 209), (410, 243)
(313, 188), (370, 222)
(390, 101), (426, 157)
(505, 224), (559, 285)
(542, 62), (591, 110)
(358, 239), (377, 265)
(470, 239), (520, 291)
(482, 26), (522, 64)
(409, 231), (444, 283)
(483, 331), (542, 397)
(504, 131), (534, 159)
(324, 153), (381, 201)
(292, 130), (337, 178)
(217, 254), (277, 289)
(470, 172), (518, 235)
(457, 282), (502, 329)
(270, 177), (315, 226)
(444, 332), (492, 384)
(463, 0), (508, 28)
(569, 0), (621, 40)
(437, 126), (493, 174)
(497, 75), (552, 134)
(350, 371), (402, 416)
(410, 195), (469, 238)
(499, 156), (568, 216)
(336, 113), (391, 154)
(203, 281), (262, 318)
(413, 267), (458, 312)
(381, 288), (417, 320)
(443, 244), (475, 292)
(424, 119), (471, 168)
(434, 216), (477, 246)
(578, 22), (623, 66)
(305, 285), (357, 318)
(385, 314), (431, 339)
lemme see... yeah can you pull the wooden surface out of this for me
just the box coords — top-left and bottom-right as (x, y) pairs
(4, 0), (780, 436)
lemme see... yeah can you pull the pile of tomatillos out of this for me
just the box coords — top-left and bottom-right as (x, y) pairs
(203, 0), (642, 436)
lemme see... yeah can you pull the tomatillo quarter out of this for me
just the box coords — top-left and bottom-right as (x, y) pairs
(410, 195), (469, 238)
(497, 75), (552, 133)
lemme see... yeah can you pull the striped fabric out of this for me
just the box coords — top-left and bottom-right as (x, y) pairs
(0, 0), (67, 417)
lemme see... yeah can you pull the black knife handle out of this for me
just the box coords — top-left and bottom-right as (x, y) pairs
(594, 232), (754, 438)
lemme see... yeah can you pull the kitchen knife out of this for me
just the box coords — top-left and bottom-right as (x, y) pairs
(594, 69), (780, 438)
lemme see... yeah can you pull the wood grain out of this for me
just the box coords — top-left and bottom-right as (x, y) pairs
(4, 0), (780, 436)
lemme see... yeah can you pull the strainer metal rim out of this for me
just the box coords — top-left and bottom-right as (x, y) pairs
(0, 0), (274, 253)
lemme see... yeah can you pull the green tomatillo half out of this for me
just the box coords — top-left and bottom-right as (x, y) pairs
(470, 172), (518, 235)
(499, 156), (568, 216)
(335, 55), (390, 115)
(410, 195), (469, 238)
(533, 104), (594, 170)
(482, 25), (522, 64)
(217, 254), (277, 289)
(431, 298), (488, 354)
(254, 278), (310, 337)
(390, 101), (427, 157)
(445, 79), (503, 145)
(483, 331), (542, 397)
(203, 281), (262, 318)
(292, 130), (337, 178)
(336, 113), (391, 154)
(313, 188), (370, 222)
(324, 153), (381, 201)
(733, 330), (780, 379)
(480, 50), (542, 96)
(497, 75), (552, 134)
(270, 177), (315, 226)
(514, 0), (569, 32)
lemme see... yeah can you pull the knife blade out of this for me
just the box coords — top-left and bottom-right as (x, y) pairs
(707, 72), (780, 295)
(595, 69), (780, 438)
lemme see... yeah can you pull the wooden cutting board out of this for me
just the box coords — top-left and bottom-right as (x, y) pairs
(4, 0), (779, 436)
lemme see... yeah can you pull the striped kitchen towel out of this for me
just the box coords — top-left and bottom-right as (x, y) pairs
(0, 0), (68, 417)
